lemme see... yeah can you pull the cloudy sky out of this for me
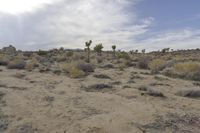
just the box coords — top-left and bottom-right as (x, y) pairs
(0, 0), (200, 51)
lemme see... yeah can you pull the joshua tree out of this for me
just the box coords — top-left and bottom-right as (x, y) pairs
(85, 40), (92, 63)
(94, 44), (103, 56)
(112, 45), (116, 57)
(142, 49), (146, 54)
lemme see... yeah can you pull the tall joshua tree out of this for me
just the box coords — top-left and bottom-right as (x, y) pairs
(142, 49), (146, 54)
(94, 44), (103, 56)
(112, 45), (116, 57)
(85, 40), (92, 63)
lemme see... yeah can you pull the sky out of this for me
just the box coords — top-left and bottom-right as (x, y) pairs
(0, 0), (200, 51)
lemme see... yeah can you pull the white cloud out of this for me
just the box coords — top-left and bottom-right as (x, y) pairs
(0, 0), (57, 14)
(0, 0), (153, 50)
(134, 29), (200, 51)
(0, 0), (199, 51)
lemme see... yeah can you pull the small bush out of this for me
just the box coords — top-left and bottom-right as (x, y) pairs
(0, 55), (10, 66)
(7, 59), (26, 69)
(25, 59), (39, 71)
(37, 50), (48, 56)
(85, 84), (113, 92)
(66, 51), (74, 57)
(174, 62), (200, 74)
(176, 89), (200, 98)
(93, 74), (111, 79)
(62, 62), (89, 78)
(76, 63), (95, 73)
(137, 56), (151, 69)
(148, 59), (166, 74)
(163, 62), (200, 81)
(117, 52), (130, 60)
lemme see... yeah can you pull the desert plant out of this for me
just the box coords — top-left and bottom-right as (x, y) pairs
(137, 56), (151, 69)
(94, 44), (103, 56)
(25, 59), (39, 71)
(148, 59), (167, 74)
(142, 49), (146, 54)
(112, 45), (116, 57)
(37, 50), (48, 56)
(76, 62), (95, 73)
(176, 89), (200, 98)
(0, 54), (10, 66)
(85, 40), (92, 63)
(66, 51), (74, 57)
(62, 63), (85, 78)
(163, 62), (200, 81)
(117, 51), (130, 60)
(7, 59), (26, 69)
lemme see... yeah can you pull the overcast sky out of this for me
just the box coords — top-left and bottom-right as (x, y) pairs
(0, 0), (200, 51)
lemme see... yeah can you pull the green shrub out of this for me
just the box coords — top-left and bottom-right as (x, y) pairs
(66, 51), (74, 57)
(117, 52), (130, 60)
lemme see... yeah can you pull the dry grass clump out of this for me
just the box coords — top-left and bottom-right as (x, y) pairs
(85, 84), (113, 92)
(117, 51), (130, 60)
(138, 85), (165, 97)
(7, 59), (26, 69)
(137, 56), (151, 69)
(62, 62), (85, 78)
(0, 54), (11, 66)
(176, 89), (200, 98)
(148, 59), (167, 74)
(93, 74), (111, 79)
(25, 59), (39, 71)
(53, 55), (66, 62)
(163, 62), (200, 81)
(13, 72), (26, 79)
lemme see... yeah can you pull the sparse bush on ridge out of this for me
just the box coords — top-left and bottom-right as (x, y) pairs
(37, 50), (48, 56)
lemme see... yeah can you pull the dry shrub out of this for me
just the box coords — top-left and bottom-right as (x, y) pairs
(13, 72), (26, 79)
(168, 62), (200, 81)
(76, 63), (95, 73)
(96, 56), (103, 63)
(137, 56), (151, 69)
(176, 89), (200, 98)
(25, 59), (39, 71)
(62, 62), (86, 78)
(7, 59), (26, 69)
(0, 54), (11, 66)
(117, 52), (130, 60)
(174, 62), (200, 74)
(163, 62), (200, 81)
(148, 59), (166, 74)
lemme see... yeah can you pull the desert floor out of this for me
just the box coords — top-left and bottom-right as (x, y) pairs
(0, 66), (200, 133)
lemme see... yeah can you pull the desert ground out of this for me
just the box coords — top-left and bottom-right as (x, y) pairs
(0, 45), (200, 133)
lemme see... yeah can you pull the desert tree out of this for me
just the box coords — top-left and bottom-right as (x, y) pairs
(142, 49), (146, 54)
(85, 40), (92, 63)
(112, 45), (116, 57)
(94, 43), (103, 56)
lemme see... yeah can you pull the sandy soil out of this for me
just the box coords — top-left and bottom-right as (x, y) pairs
(0, 66), (200, 133)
